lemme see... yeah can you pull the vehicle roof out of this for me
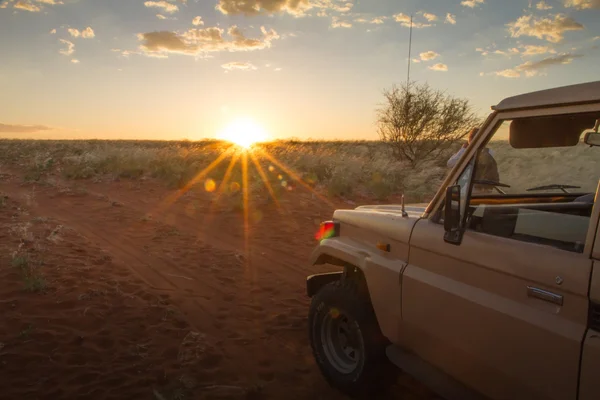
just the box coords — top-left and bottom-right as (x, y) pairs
(492, 80), (600, 112)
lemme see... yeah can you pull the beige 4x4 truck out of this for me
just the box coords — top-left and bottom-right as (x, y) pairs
(306, 80), (600, 400)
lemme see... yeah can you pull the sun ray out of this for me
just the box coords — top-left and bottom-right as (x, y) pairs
(152, 148), (232, 216)
(203, 151), (241, 227)
(248, 151), (281, 211)
(255, 147), (335, 208)
(242, 151), (252, 279)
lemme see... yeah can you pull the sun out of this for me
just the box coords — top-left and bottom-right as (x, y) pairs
(218, 117), (269, 149)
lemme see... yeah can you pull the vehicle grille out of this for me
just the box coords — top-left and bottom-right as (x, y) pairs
(590, 302), (600, 332)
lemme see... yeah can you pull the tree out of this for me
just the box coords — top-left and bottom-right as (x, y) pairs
(376, 81), (481, 167)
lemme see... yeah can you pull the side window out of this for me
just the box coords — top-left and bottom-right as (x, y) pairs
(461, 113), (600, 254)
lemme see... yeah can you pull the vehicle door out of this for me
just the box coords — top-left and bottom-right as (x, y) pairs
(400, 107), (600, 400)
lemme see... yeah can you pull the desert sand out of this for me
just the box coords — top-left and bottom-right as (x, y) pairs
(0, 166), (437, 400)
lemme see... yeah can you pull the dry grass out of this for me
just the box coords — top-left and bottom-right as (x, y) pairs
(0, 138), (598, 204)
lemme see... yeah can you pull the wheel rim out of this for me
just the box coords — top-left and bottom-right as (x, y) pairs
(320, 309), (364, 374)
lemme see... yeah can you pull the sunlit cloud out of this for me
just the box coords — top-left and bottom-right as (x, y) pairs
(536, 0), (553, 9)
(59, 39), (75, 56)
(50, 28), (57, 34)
(215, 0), (355, 17)
(428, 63), (448, 71)
(68, 27), (95, 39)
(354, 16), (386, 24)
(192, 16), (204, 26)
(331, 16), (352, 28)
(445, 13), (456, 25)
(420, 51), (439, 61)
(71, 59), (80, 64)
(521, 44), (556, 56)
(420, 12), (438, 22)
(137, 25), (280, 57)
(0, 123), (52, 133)
(14, 1), (41, 12)
(494, 53), (582, 78)
(222, 61), (257, 71)
(144, 0), (179, 14)
(461, 0), (484, 8)
(507, 13), (584, 43)
(393, 13), (432, 28)
(564, 0), (600, 9)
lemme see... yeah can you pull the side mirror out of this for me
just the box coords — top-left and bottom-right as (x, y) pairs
(584, 131), (600, 147)
(444, 185), (462, 245)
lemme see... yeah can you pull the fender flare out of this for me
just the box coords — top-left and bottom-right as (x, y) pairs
(309, 237), (402, 341)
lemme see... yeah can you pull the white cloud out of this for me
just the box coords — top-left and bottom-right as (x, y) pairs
(394, 13), (432, 28)
(536, 1), (553, 9)
(564, 0), (600, 9)
(520, 44), (556, 55)
(507, 13), (584, 43)
(419, 51), (440, 61)
(68, 27), (95, 39)
(420, 12), (438, 22)
(14, 1), (41, 12)
(81, 27), (95, 38)
(495, 69), (520, 78)
(461, 0), (484, 8)
(494, 53), (581, 78)
(445, 13), (456, 24)
(193, 16), (204, 26)
(222, 62), (257, 71)
(59, 39), (75, 56)
(144, 0), (179, 14)
(331, 16), (352, 28)
(428, 63), (448, 71)
(137, 25), (280, 57)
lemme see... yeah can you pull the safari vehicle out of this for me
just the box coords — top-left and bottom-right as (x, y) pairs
(306, 80), (600, 400)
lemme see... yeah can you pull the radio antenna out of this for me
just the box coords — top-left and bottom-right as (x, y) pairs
(406, 14), (413, 88)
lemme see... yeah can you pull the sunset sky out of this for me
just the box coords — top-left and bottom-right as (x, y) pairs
(1, 0), (599, 141)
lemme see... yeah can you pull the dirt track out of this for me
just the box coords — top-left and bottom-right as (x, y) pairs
(0, 169), (435, 399)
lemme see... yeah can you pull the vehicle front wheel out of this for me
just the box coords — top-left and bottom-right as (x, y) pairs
(308, 279), (396, 398)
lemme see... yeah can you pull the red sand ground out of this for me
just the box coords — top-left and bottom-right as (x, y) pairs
(0, 167), (437, 400)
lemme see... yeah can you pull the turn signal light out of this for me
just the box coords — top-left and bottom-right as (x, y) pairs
(315, 221), (340, 241)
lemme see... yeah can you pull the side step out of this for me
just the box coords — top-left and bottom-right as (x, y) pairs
(386, 345), (488, 400)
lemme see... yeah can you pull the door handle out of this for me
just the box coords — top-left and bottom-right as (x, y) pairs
(527, 286), (563, 306)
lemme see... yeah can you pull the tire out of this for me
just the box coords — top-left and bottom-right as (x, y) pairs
(308, 279), (396, 398)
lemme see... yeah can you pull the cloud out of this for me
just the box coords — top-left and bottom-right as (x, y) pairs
(428, 63), (448, 71)
(137, 25), (280, 57)
(507, 14), (584, 43)
(354, 16), (386, 24)
(71, 59), (80, 64)
(495, 53), (581, 78)
(445, 13), (456, 24)
(420, 12), (438, 22)
(495, 69), (520, 78)
(221, 62), (257, 71)
(50, 29), (57, 34)
(394, 13), (432, 28)
(461, 0), (484, 8)
(520, 44), (556, 55)
(193, 16), (204, 26)
(331, 16), (352, 28)
(14, 1), (41, 12)
(536, 0), (553, 9)
(0, 123), (52, 133)
(59, 39), (75, 56)
(157, 14), (167, 19)
(564, 0), (600, 9)
(215, 0), (312, 16)
(67, 27), (95, 39)
(419, 51), (439, 61)
(144, 0), (179, 14)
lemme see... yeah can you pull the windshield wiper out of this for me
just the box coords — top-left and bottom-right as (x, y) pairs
(472, 179), (511, 194)
(526, 184), (581, 193)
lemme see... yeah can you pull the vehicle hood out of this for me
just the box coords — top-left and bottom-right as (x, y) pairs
(332, 203), (428, 244)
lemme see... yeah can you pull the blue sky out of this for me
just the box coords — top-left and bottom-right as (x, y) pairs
(0, 0), (599, 140)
